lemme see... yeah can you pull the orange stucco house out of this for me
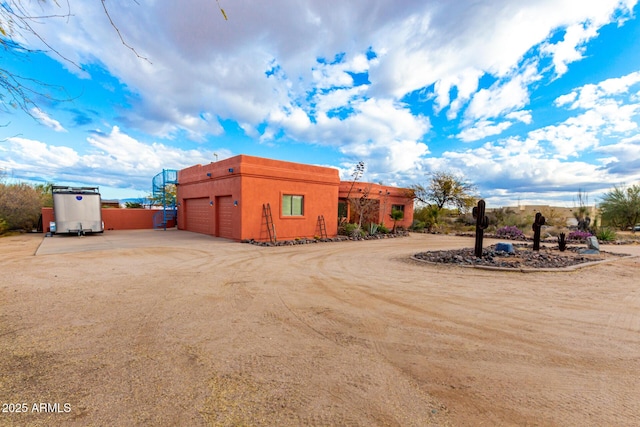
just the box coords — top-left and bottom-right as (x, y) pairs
(338, 181), (414, 231)
(177, 155), (414, 241)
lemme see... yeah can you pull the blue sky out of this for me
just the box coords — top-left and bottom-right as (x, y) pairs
(1, 0), (640, 207)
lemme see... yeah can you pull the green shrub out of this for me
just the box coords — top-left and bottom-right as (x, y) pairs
(596, 227), (617, 242)
(378, 223), (390, 234)
(0, 217), (8, 235)
(344, 223), (358, 234)
(339, 223), (366, 237)
(411, 220), (426, 231)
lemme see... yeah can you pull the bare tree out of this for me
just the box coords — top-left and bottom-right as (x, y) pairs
(340, 161), (365, 225)
(1, 1), (81, 116)
(348, 183), (378, 231)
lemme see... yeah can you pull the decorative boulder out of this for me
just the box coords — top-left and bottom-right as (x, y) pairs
(586, 236), (600, 251)
(495, 242), (515, 254)
(579, 236), (600, 254)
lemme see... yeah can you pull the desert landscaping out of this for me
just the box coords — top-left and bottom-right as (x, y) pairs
(1, 230), (640, 426)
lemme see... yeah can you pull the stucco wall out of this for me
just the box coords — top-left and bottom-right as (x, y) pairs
(41, 207), (168, 233)
(177, 155), (340, 241)
(241, 175), (339, 241)
(338, 182), (414, 229)
(177, 156), (243, 239)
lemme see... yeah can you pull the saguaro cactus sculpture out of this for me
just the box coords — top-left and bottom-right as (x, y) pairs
(532, 212), (546, 251)
(472, 199), (489, 258)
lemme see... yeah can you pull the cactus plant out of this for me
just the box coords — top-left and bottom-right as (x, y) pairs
(558, 232), (567, 252)
(472, 199), (489, 257)
(532, 212), (546, 251)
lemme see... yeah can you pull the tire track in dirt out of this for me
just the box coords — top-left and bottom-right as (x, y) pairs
(7, 232), (640, 425)
(268, 239), (640, 426)
(231, 249), (450, 426)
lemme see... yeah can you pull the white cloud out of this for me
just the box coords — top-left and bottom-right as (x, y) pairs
(1, 128), (230, 189)
(17, 0), (637, 142)
(457, 120), (513, 142)
(542, 22), (599, 76)
(369, 0), (635, 106)
(540, 70), (640, 158)
(429, 135), (615, 206)
(339, 139), (429, 174)
(30, 108), (67, 132)
(4, 137), (79, 168)
(6, 0), (640, 204)
(556, 71), (640, 110)
(465, 64), (540, 123)
(313, 86), (367, 115)
(594, 133), (640, 176)
(283, 98), (431, 176)
(505, 110), (533, 125)
(529, 116), (601, 159)
(554, 91), (578, 107)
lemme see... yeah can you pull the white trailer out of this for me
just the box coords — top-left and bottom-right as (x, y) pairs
(52, 186), (104, 235)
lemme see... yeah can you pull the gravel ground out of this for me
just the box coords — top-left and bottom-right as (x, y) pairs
(414, 242), (630, 269)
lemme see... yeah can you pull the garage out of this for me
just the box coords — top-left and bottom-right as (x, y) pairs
(176, 155), (349, 241)
(216, 195), (234, 239)
(184, 197), (211, 235)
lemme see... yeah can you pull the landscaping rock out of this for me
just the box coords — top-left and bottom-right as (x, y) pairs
(413, 243), (625, 269)
(246, 232), (409, 247)
(586, 236), (600, 251)
(578, 249), (600, 255)
(495, 242), (515, 254)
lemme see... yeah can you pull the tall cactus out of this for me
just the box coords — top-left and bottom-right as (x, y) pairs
(532, 212), (546, 251)
(472, 199), (489, 257)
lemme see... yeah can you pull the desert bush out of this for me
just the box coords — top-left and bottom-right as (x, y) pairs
(411, 220), (426, 231)
(495, 225), (525, 240)
(456, 213), (476, 226)
(0, 218), (8, 235)
(339, 223), (358, 236)
(595, 227), (617, 242)
(340, 222), (365, 238)
(0, 183), (43, 231)
(378, 223), (390, 234)
(413, 205), (439, 231)
(567, 230), (592, 241)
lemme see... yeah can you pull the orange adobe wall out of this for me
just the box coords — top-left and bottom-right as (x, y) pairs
(177, 155), (340, 241)
(338, 181), (414, 229)
(41, 207), (170, 232)
(177, 156), (243, 239)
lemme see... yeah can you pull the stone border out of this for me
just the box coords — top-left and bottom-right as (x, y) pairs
(242, 231), (410, 247)
(409, 253), (638, 273)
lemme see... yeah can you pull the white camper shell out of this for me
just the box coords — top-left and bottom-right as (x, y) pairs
(52, 186), (104, 235)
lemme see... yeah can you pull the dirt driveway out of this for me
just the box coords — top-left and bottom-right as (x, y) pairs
(1, 230), (639, 426)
